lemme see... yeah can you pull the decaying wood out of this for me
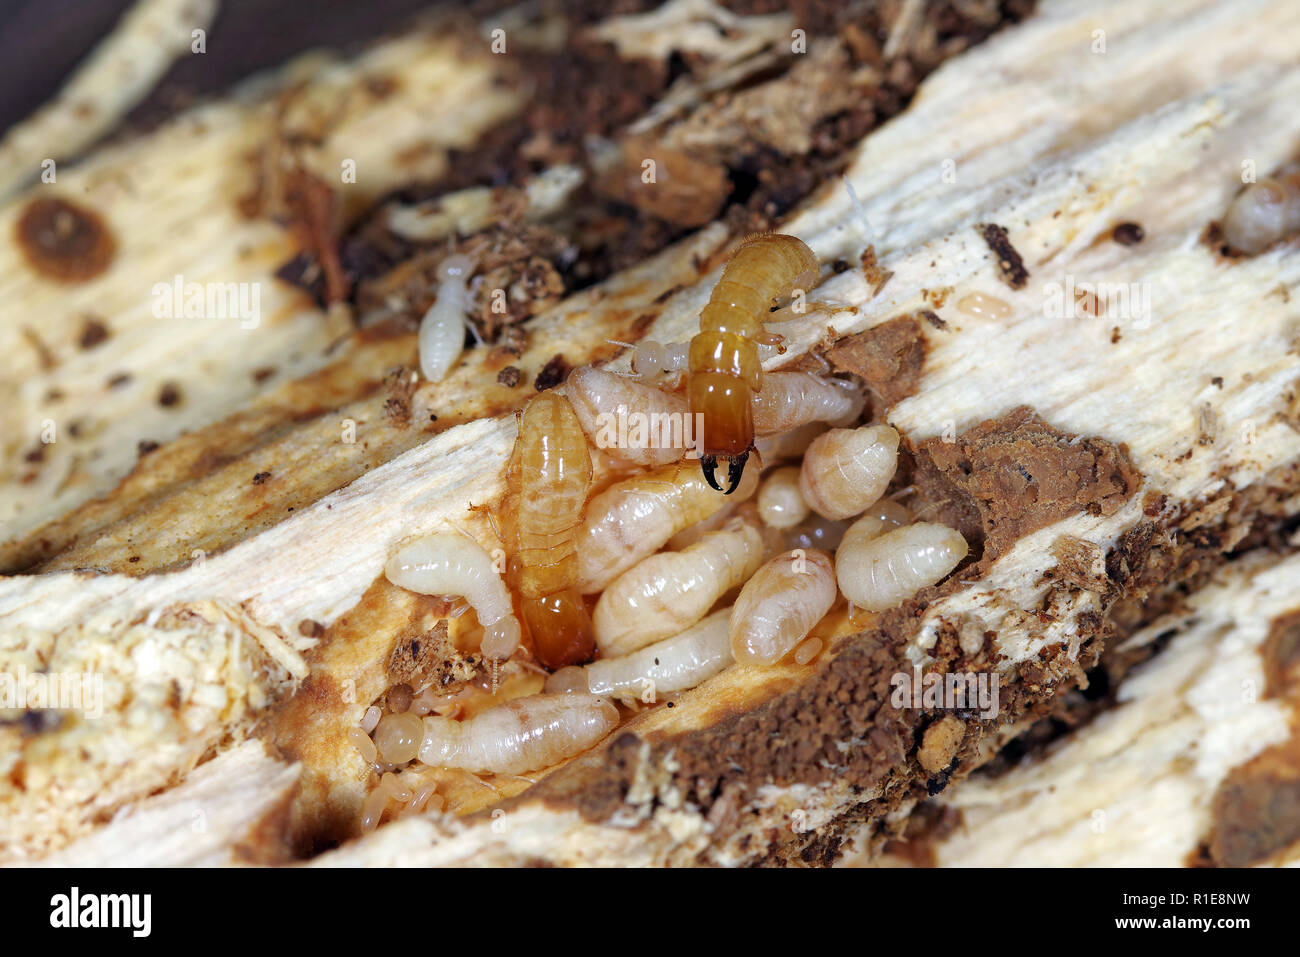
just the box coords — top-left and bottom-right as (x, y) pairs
(3, 0), (1300, 865)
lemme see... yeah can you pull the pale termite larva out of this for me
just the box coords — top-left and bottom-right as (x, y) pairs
(582, 609), (732, 700)
(756, 466), (808, 530)
(416, 693), (618, 775)
(631, 340), (689, 379)
(504, 391), (595, 669)
(593, 521), (763, 657)
(730, 548), (837, 666)
(566, 365), (690, 467)
(385, 531), (522, 660)
(835, 521), (969, 611)
(576, 460), (759, 593)
(417, 255), (476, 382)
(755, 421), (827, 464)
(1222, 167), (1300, 254)
(837, 499), (910, 550)
(751, 372), (864, 436)
(799, 424), (900, 520)
(690, 233), (819, 494)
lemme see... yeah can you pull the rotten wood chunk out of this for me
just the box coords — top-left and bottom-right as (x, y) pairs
(977, 222), (1029, 289)
(1050, 535), (1109, 592)
(597, 136), (732, 228)
(908, 407), (1140, 568)
(825, 315), (926, 406)
(1208, 742), (1300, 866)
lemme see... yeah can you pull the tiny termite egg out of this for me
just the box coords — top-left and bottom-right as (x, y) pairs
(956, 291), (1012, 320)
(347, 726), (378, 764)
(388, 683), (414, 714)
(793, 636), (824, 666)
(380, 771), (413, 803)
(373, 712), (423, 764)
(1222, 177), (1300, 254)
(360, 705), (382, 733)
(757, 466), (809, 530)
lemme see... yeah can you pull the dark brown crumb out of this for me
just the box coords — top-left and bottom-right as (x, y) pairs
(918, 309), (947, 330)
(497, 365), (522, 387)
(534, 354), (568, 391)
(158, 382), (182, 408)
(297, 619), (325, 638)
(977, 223), (1029, 289)
(77, 317), (110, 350)
(137, 440), (159, 457)
(1112, 222), (1145, 245)
(1212, 376), (1224, 388)
(107, 372), (132, 389)
(253, 366), (278, 384)
(1110, 326), (1122, 344)
(15, 197), (116, 282)
(252, 471), (271, 485)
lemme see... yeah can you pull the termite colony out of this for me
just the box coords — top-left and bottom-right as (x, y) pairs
(353, 234), (970, 830)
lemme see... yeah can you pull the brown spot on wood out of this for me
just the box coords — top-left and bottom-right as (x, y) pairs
(1206, 734), (1300, 866)
(78, 317), (110, 349)
(497, 365), (522, 387)
(1112, 222), (1144, 246)
(252, 471), (271, 485)
(825, 315), (926, 406)
(859, 244), (893, 296)
(535, 354), (568, 391)
(137, 440), (159, 457)
(15, 197), (116, 282)
(158, 382), (182, 408)
(976, 223), (1029, 289)
(297, 619), (325, 638)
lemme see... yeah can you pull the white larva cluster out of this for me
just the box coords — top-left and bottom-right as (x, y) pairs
(800, 424), (900, 520)
(417, 694), (619, 775)
(593, 521), (763, 656)
(1221, 168), (1300, 254)
(384, 530), (521, 659)
(836, 520), (969, 611)
(730, 548), (837, 665)
(417, 255), (477, 383)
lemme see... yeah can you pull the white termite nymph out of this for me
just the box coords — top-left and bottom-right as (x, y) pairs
(630, 340), (689, 380)
(566, 365), (691, 467)
(417, 255), (476, 383)
(580, 609), (733, 701)
(730, 548), (837, 666)
(417, 693), (618, 775)
(384, 530), (521, 659)
(593, 521), (763, 657)
(799, 424), (900, 520)
(756, 466), (808, 529)
(835, 521), (969, 612)
(752, 372), (865, 436)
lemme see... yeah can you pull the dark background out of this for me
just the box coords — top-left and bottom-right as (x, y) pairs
(0, 0), (449, 137)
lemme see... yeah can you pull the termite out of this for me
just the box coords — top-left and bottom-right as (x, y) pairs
(385, 531), (522, 660)
(579, 609), (732, 701)
(417, 255), (477, 382)
(565, 365), (690, 467)
(835, 520), (968, 611)
(593, 521), (763, 657)
(799, 424), (900, 520)
(691, 233), (819, 494)
(756, 465), (808, 530)
(576, 459), (759, 593)
(416, 693), (619, 775)
(504, 392), (596, 670)
(751, 371), (864, 436)
(730, 548), (837, 665)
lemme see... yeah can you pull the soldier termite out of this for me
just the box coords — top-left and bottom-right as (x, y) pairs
(503, 392), (596, 669)
(730, 548), (837, 665)
(690, 233), (819, 494)
(835, 520), (968, 611)
(385, 531), (522, 661)
(593, 521), (763, 657)
(799, 424), (900, 520)
(576, 609), (733, 701)
(415, 693), (618, 775)
(417, 255), (476, 382)
(576, 459), (759, 593)
(565, 365), (690, 467)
